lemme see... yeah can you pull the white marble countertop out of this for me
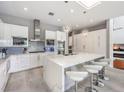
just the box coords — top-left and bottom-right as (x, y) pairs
(47, 53), (104, 68)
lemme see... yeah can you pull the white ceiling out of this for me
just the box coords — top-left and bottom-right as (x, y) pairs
(0, 1), (124, 30)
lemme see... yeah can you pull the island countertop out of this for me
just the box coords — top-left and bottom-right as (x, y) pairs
(47, 53), (104, 68)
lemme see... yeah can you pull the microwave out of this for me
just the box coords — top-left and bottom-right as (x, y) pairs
(13, 37), (27, 46)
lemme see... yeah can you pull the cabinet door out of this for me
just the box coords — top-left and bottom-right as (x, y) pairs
(0, 22), (4, 40)
(30, 54), (39, 68)
(73, 35), (77, 52)
(9, 56), (18, 72)
(113, 16), (124, 30)
(0, 65), (5, 91)
(12, 24), (28, 38)
(17, 55), (30, 70)
(38, 54), (43, 66)
(113, 28), (124, 44)
(4, 24), (12, 40)
(10, 55), (30, 72)
(92, 29), (106, 55)
(69, 36), (72, 46)
(46, 30), (56, 39)
(56, 31), (61, 41)
(61, 32), (66, 41)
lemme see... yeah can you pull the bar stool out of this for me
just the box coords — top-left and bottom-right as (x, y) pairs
(90, 61), (107, 87)
(66, 71), (88, 92)
(83, 65), (103, 92)
(94, 58), (111, 80)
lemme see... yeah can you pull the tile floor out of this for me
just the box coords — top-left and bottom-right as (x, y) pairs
(5, 67), (124, 92)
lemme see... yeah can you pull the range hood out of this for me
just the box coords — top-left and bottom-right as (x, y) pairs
(30, 19), (43, 42)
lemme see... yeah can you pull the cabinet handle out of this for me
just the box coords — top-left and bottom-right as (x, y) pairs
(37, 55), (40, 61)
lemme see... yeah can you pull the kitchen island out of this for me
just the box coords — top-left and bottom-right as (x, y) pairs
(43, 53), (104, 92)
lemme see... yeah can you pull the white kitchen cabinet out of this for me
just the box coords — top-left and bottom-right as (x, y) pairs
(30, 53), (43, 67)
(0, 23), (12, 40)
(0, 23), (28, 47)
(0, 60), (10, 92)
(11, 24), (28, 38)
(73, 33), (83, 53)
(61, 32), (66, 41)
(9, 55), (30, 73)
(56, 31), (61, 41)
(73, 29), (106, 56)
(17, 55), (30, 71)
(69, 36), (72, 46)
(9, 53), (43, 73)
(113, 28), (124, 44)
(0, 22), (4, 40)
(56, 31), (66, 41)
(112, 16), (124, 44)
(46, 30), (56, 40)
(113, 16), (124, 30)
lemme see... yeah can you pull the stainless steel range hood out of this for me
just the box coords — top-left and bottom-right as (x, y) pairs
(30, 19), (43, 42)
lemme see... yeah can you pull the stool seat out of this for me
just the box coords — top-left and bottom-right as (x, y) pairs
(92, 61), (108, 66)
(66, 71), (88, 82)
(99, 58), (111, 64)
(84, 65), (103, 73)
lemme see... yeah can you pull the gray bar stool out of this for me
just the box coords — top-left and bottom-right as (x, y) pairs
(66, 71), (88, 92)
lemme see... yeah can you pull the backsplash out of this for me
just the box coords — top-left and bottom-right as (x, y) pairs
(27, 41), (45, 52)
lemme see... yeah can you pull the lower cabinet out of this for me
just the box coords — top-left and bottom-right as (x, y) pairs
(29, 53), (43, 68)
(0, 61), (10, 92)
(9, 53), (43, 73)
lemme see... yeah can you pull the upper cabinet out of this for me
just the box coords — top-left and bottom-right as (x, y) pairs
(69, 36), (72, 46)
(113, 16), (124, 31)
(0, 22), (4, 40)
(56, 31), (66, 41)
(11, 24), (28, 38)
(0, 21), (28, 47)
(45, 30), (56, 40)
(113, 16), (124, 44)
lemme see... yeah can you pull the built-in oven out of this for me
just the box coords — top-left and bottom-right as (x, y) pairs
(13, 37), (27, 46)
(45, 39), (55, 52)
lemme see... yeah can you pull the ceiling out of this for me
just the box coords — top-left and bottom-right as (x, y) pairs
(0, 1), (124, 30)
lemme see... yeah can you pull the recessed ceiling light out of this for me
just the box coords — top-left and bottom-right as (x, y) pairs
(24, 7), (28, 11)
(48, 12), (54, 16)
(83, 11), (86, 14)
(64, 1), (68, 3)
(76, 25), (79, 27)
(57, 19), (61, 22)
(70, 9), (74, 13)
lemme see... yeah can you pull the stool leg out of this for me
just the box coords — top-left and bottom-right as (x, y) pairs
(91, 74), (93, 91)
(101, 67), (109, 80)
(75, 81), (78, 92)
(94, 73), (104, 87)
